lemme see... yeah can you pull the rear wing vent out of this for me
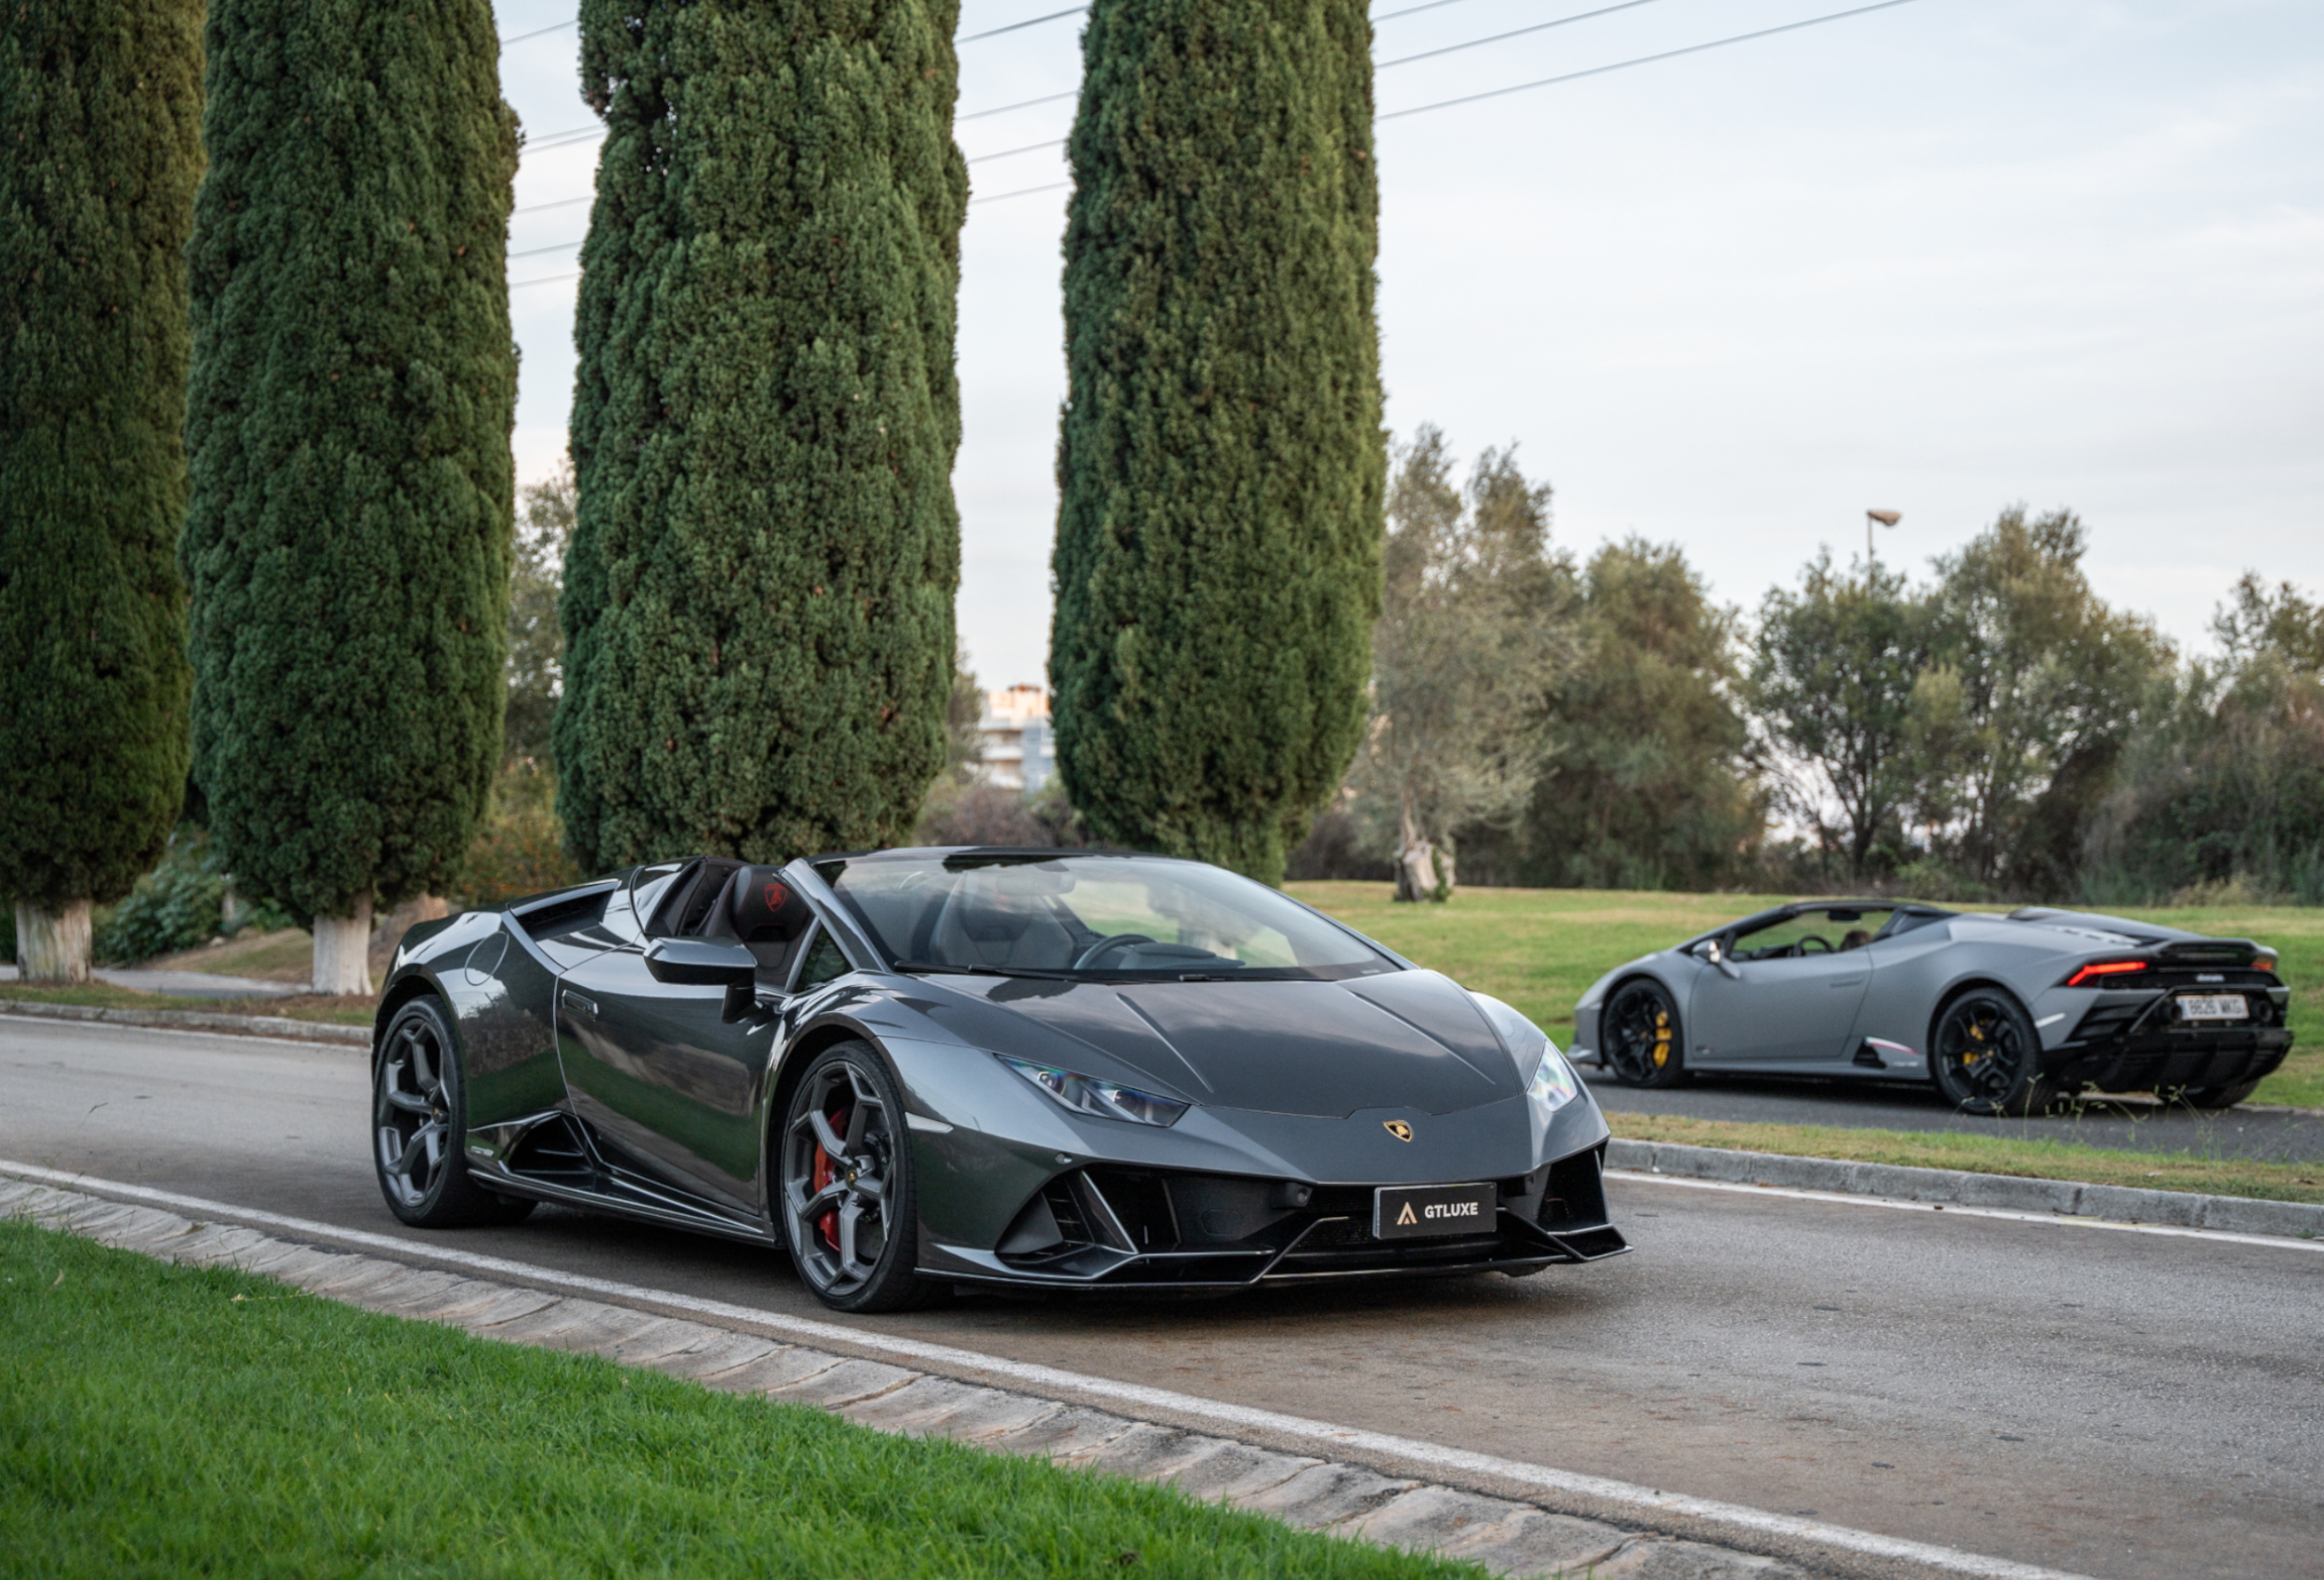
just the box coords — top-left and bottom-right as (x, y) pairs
(511, 887), (613, 942)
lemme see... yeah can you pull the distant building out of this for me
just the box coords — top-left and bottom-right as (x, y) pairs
(974, 685), (1054, 796)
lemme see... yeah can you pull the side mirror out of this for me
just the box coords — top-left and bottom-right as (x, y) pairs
(1700, 938), (1741, 980)
(644, 938), (759, 987)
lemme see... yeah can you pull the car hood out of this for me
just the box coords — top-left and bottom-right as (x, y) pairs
(916, 968), (1525, 1119)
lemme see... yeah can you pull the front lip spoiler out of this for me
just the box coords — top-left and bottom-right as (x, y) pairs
(930, 1210), (1629, 1291)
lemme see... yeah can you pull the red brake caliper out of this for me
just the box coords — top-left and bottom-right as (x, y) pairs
(812, 1104), (851, 1252)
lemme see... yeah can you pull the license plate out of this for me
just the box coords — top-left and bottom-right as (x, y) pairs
(2177, 994), (2249, 1021)
(1373, 1181), (1497, 1240)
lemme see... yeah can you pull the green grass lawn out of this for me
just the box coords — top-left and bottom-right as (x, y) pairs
(0, 1218), (1478, 1580)
(136, 925), (319, 981)
(1605, 1113), (2324, 1206)
(1290, 883), (2324, 1109)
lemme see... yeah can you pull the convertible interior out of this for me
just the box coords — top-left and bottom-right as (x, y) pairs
(1727, 904), (1948, 962)
(839, 862), (1255, 975)
(646, 858), (822, 981)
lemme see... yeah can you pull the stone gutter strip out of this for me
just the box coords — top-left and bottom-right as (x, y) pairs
(1607, 1138), (2324, 1240)
(0, 996), (368, 1046)
(0, 1177), (1817, 1580)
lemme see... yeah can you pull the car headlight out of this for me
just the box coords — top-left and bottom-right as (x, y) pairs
(999, 1057), (1191, 1127)
(1527, 1046), (1578, 1113)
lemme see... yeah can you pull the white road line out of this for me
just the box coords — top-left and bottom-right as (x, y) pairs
(5, 1158), (2094, 1580)
(1607, 1168), (2324, 1253)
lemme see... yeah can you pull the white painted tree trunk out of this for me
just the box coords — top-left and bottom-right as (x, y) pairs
(311, 895), (374, 996)
(1393, 796), (1453, 903)
(15, 901), (93, 982)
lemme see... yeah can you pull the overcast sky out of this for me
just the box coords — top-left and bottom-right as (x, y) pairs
(496, 0), (2323, 692)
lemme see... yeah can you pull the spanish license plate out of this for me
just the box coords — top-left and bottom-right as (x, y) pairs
(2177, 994), (2249, 1021)
(1373, 1181), (1497, 1241)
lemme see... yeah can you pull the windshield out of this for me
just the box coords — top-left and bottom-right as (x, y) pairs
(820, 852), (1395, 981)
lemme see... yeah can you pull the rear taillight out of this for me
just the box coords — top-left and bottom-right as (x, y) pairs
(2066, 960), (2151, 988)
(2251, 949), (2278, 974)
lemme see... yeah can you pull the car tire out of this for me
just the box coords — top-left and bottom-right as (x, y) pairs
(373, 996), (537, 1228)
(2175, 1078), (2262, 1111)
(776, 1041), (939, 1313)
(1930, 987), (2055, 1117)
(1603, 979), (1688, 1088)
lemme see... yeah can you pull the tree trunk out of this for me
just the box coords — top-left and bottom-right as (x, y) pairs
(15, 901), (93, 982)
(311, 895), (374, 996)
(1393, 795), (1451, 903)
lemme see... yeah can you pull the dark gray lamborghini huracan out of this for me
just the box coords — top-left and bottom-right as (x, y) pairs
(1571, 900), (2292, 1117)
(371, 849), (1625, 1311)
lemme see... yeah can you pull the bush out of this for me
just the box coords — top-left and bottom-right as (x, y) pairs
(86, 826), (301, 965)
(912, 780), (1086, 851)
(449, 762), (588, 912)
(1286, 806), (1392, 882)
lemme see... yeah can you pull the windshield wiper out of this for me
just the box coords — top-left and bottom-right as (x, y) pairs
(891, 960), (1072, 981)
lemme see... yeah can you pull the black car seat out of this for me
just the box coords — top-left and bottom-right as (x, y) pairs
(701, 864), (818, 983)
(926, 874), (1076, 969)
(654, 857), (745, 938)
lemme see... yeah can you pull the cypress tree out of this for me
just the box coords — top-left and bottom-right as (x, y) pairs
(0, 1), (202, 981)
(182, 3), (517, 994)
(1050, 0), (1384, 885)
(556, 0), (967, 873)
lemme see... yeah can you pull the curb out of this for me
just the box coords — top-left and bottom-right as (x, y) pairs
(1, 1176), (1826, 1580)
(1605, 1138), (2324, 1241)
(0, 996), (369, 1047)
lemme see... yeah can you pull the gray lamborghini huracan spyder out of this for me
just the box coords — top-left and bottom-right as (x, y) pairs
(1571, 900), (2291, 1116)
(371, 848), (1625, 1311)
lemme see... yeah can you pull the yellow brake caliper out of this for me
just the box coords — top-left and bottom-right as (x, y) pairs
(1651, 1008), (1670, 1068)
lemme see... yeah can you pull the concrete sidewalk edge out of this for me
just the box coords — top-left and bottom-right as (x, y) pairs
(1606, 1138), (2324, 1240)
(0, 995), (368, 1047)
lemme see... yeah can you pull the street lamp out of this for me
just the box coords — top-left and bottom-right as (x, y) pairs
(1866, 508), (1901, 569)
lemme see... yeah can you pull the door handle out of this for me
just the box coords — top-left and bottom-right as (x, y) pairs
(561, 988), (598, 1019)
(1829, 977), (1866, 989)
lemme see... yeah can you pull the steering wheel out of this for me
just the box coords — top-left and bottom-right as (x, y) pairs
(1073, 934), (1155, 969)
(1798, 934), (1834, 955)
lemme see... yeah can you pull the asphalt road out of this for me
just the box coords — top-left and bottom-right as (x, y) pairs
(6, 1017), (2320, 1580)
(1582, 1067), (2324, 1164)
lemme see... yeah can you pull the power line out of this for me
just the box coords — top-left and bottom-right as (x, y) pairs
(968, 138), (1065, 165)
(499, 18), (576, 45)
(1377, 0), (1672, 72)
(513, 195), (592, 217)
(958, 6), (1084, 43)
(526, 2), (1929, 215)
(1378, 0), (1925, 121)
(962, 89), (1079, 122)
(510, 240), (582, 260)
(1373, 0), (1510, 23)
(524, 125), (605, 154)
(512, 271), (582, 289)
(969, 180), (1071, 207)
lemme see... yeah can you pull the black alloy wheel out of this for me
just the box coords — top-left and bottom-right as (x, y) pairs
(778, 1041), (937, 1312)
(1604, 980), (1687, 1087)
(373, 996), (535, 1228)
(1930, 988), (2055, 1117)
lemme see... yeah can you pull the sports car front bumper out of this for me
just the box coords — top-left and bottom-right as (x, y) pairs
(926, 1141), (1628, 1291)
